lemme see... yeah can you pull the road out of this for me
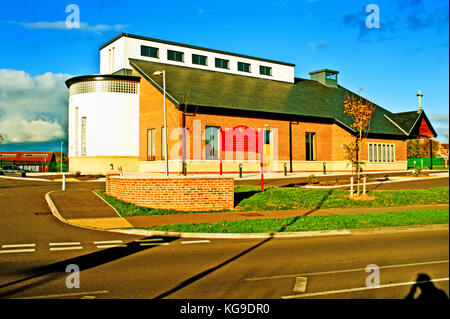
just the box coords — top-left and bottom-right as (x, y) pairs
(0, 177), (448, 301)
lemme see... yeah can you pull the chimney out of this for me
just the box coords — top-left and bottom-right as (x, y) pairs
(309, 69), (339, 88)
(416, 90), (423, 113)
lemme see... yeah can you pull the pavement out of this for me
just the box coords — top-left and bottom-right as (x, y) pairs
(47, 187), (449, 232)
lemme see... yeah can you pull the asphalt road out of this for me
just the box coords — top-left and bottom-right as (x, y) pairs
(0, 177), (448, 301)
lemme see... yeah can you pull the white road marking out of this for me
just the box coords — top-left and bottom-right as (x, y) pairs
(96, 244), (127, 249)
(246, 260), (449, 281)
(49, 242), (81, 246)
(49, 246), (83, 252)
(181, 240), (211, 244)
(0, 248), (35, 254)
(2, 244), (36, 249)
(139, 242), (169, 246)
(135, 238), (163, 242)
(293, 277), (308, 293)
(281, 277), (449, 299)
(93, 240), (123, 245)
(14, 290), (109, 299)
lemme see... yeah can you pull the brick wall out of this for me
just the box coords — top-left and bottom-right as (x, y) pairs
(106, 176), (234, 211)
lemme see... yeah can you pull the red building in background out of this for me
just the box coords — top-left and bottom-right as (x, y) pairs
(0, 152), (56, 172)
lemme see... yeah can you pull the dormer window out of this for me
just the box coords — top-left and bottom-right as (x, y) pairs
(238, 62), (251, 73)
(326, 72), (336, 80)
(168, 50), (184, 62)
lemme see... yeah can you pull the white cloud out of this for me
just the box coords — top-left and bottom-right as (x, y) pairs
(2, 20), (127, 33)
(307, 40), (328, 51)
(0, 69), (71, 144)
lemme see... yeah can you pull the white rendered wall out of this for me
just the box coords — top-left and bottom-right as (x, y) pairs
(68, 91), (139, 157)
(100, 36), (295, 83)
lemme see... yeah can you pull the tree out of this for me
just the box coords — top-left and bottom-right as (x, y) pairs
(343, 92), (376, 196)
(407, 139), (439, 158)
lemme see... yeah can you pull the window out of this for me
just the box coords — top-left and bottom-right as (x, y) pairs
(167, 50), (184, 62)
(238, 62), (251, 73)
(260, 65), (272, 76)
(264, 130), (271, 145)
(305, 132), (317, 161)
(391, 145), (395, 162)
(215, 58), (229, 69)
(326, 72), (336, 80)
(369, 143), (395, 162)
(141, 45), (159, 58)
(205, 126), (220, 160)
(161, 127), (167, 160)
(192, 54), (207, 66)
(147, 129), (155, 161)
(81, 117), (86, 156)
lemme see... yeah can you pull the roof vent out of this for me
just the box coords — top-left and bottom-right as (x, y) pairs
(309, 69), (339, 87)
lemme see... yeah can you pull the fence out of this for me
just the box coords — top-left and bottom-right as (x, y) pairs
(407, 157), (444, 169)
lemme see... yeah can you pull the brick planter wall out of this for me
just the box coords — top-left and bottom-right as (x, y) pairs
(106, 175), (234, 211)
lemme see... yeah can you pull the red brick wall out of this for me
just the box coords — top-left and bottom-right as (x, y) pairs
(106, 176), (234, 211)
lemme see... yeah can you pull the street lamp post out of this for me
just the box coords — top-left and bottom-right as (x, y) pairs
(153, 70), (169, 176)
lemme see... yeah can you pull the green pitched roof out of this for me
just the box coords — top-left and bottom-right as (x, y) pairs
(129, 58), (427, 137)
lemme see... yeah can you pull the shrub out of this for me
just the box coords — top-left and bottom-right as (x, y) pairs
(307, 174), (317, 185)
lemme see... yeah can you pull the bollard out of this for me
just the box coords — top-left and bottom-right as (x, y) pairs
(284, 163), (287, 176)
(239, 163), (243, 178)
(363, 176), (366, 195)
(414, 160), (416, 169)
(323, 162), (326, 175)
(350, 177), (353, 197)
(62, 173), (66, 191)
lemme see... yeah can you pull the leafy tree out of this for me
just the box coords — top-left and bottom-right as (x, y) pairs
(343, 92), (376, 196)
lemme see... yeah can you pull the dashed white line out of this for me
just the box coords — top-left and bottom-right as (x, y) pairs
(2, 243), (36, 249)
(49, 242), (81, 246)
(96, 244), (127, 249)
(180, 240), (211, 244)
(0, 248), (35, 254)
(49, 246), (83, 252)
(139, 242), (169, 246)
(135, 238), (163, 242)
(93, 240), (123, 245)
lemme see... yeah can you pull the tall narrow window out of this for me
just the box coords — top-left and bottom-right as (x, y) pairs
(382, 144), (386, 162)
(391, 144), (395, 162)
(147, 128), (155, 161)
(377, 144), (381, 162)
(369, 143), (373, 162)
(161, 126), (167, 160)
(167, 50), (184, 62)
(306, 132), (317, 161)
(386, 144), (390, 162)
(264, 130), (271, 145)
(205, 126), (220, 160)
(81, 117), (86, 156)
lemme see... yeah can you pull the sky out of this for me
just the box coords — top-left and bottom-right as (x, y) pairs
(0, 0), (448, 153)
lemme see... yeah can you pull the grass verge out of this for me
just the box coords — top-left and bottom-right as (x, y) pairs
(138, 209), (449, 233)
(96, 186), (449, 217)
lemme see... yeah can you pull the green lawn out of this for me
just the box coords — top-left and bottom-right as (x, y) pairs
(234, 186), (449, 211)
(96, 186), (449, 217)
(139, 209), (449, 233)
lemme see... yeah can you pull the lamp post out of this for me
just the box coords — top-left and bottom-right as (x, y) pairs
(153, 70), (169, 176)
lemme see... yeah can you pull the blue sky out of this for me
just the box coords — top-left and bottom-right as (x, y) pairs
(0, 0), (448, 153)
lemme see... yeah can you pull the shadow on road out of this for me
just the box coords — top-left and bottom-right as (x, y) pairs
(405, 273), (449, 301)
(154, 189), (334, 298)
(0, 236), (178, 298)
